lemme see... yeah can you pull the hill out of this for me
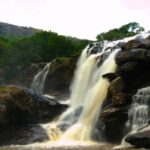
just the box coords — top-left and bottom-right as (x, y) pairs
(0, 22), (40, 38)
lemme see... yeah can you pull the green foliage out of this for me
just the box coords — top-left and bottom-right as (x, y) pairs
(55, 57), (69, 63)
(0, 31), (89, 81)
(0, 22), (145, 82)
(96, 22), (145, 41)
(0, 31), (89, 65)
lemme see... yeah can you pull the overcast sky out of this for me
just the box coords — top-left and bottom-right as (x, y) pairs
(0, 0), (150, 40)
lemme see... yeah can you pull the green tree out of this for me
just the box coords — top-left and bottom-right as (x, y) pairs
(96, 22), (145, 41)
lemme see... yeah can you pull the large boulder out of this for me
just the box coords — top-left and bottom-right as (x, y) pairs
(125, 129), (150, 148)
(0, 124), (49, 146)
(119, 35), (150, 50)
(116, 48), (150, 65)
(0, 85), (67, 128)
(101, 104), (129, 143)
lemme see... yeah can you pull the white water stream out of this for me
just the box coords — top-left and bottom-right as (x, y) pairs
(31, 62), (51, 94)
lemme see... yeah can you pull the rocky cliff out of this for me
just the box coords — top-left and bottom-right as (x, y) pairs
(100, 33), (150, 146)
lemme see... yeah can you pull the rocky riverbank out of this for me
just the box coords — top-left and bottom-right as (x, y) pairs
(0, 85), (67, 146)
(0, 143), (147, 150)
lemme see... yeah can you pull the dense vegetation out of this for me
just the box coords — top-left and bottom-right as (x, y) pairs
(0, 31), (89, 66)
(0, 22), (145, 82)
(0, 30), (89, 81)
(96, 22), (144, 41)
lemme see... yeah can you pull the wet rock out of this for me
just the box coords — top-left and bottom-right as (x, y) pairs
(0, 124), (49, 146)
(109, 76), (125, 94)
(118, 62), (138, 73)
(119, 62), (150, 92)
(111, 93), (132, 106)
(115, 48), (150, 66)
(120, 35), (150, 51)
(0, 85), (67, 128)
(87, 42), (104, 55)
(58, 105), (83, 130)
(120, 39), (145, 50)
(125, 130), (150, 148)
(57, 121), (71, 132)
(144, 35), (150, 46)
(101, 104), (129, 143)
(102, 73), (119, 82)
(108, 76), (132, 106)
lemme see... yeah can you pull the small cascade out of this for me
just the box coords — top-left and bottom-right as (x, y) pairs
(117, 86), (150, 148)
(31, 62), (51, 95)
(126, 87), (150, 132)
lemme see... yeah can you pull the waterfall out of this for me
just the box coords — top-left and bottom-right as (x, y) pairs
(126, 87), (150, 132)
(31, 62), (51, 95)
(117, 86), (150, 148)
(47, 41), (120, 142)
(59, 49), (120, 142)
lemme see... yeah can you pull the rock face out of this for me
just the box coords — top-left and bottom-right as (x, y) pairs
(45, 55), (78, 97)
(0, 56), (78, 98)
(0, 124), (49, 146)
(125, 129), (150, 148)
(100, 34), (150, 143)
(0, 85), (67, 128)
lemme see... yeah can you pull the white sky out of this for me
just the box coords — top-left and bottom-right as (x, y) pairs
(0, 0), (150, 40)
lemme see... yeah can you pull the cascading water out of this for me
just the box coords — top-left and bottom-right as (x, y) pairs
(47, 41), (120, 143)
(59, 49), (120, 142)
(117, 86), (150, 148)
(126, 87), (150, 132)
(31, 62), (51, 95)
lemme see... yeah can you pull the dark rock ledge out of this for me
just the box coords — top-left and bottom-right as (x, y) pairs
(0, 85), (67, 146)
(0, 85), (67, 128)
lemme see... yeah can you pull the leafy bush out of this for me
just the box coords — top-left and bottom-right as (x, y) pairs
(96, 22), (144, 41)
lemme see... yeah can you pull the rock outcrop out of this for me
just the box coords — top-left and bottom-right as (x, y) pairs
(125, 129), (150, 148)
(0, 85), (67, 128)
(0, 56), (78, 98)
(100, 34), (150, 143)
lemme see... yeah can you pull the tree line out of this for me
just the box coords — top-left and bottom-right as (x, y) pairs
(0, 22), (144, 81)
(96, 22), (144, 41)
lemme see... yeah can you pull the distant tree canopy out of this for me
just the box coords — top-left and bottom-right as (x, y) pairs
(0, 23), (145, 81)
(0, 31), (89, 67)
(0, 31), (89, 81)
(96, 22), (145, 41)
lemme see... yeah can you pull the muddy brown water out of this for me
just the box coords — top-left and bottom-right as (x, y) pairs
(0, 145), (147, 150)
(0, 124), (148, 150)
(0, 142), (148, 150)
